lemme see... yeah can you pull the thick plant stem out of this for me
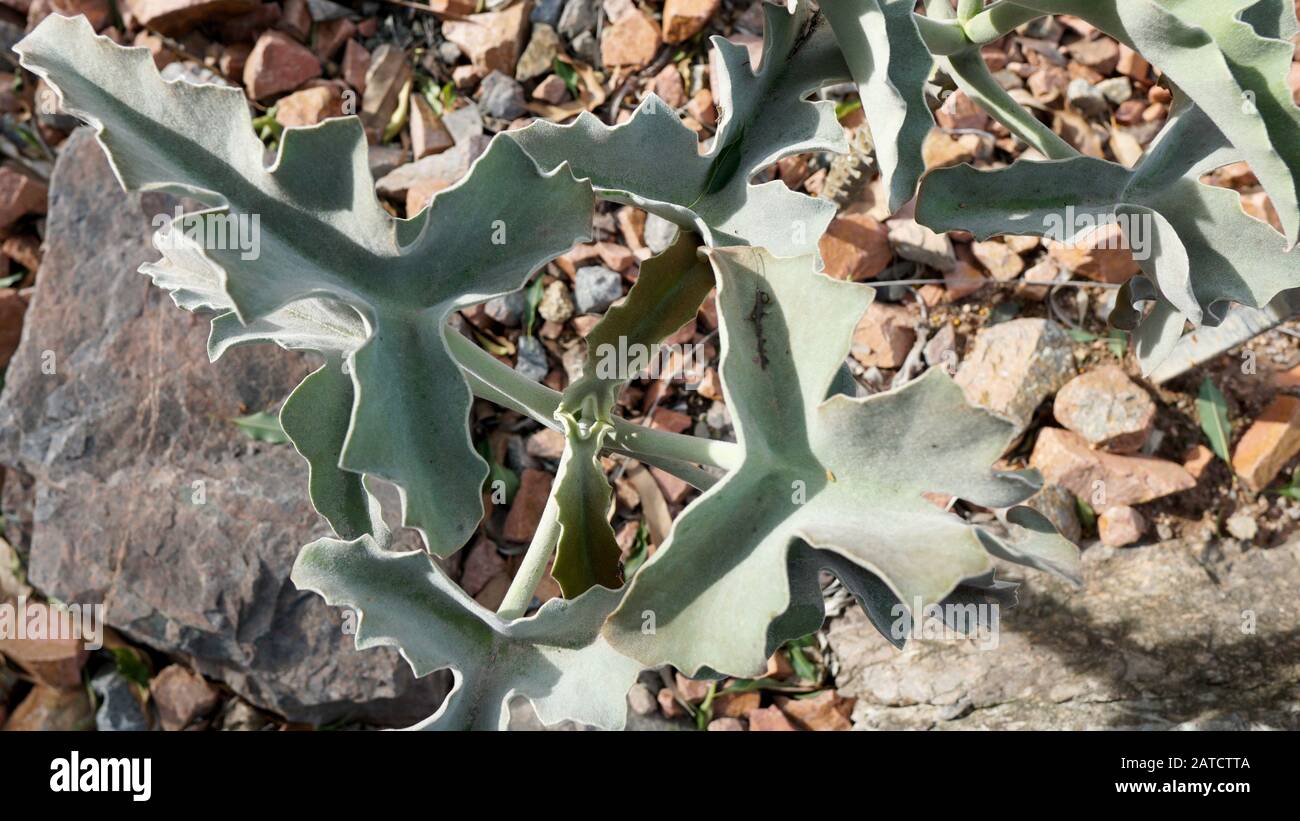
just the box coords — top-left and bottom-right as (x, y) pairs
(606, 423), (742, 472)
(916, 2), (1046, 56)
(497, 494), (562, 620)
(962, 2), (1043, 45)
(445, 327), (562, 426)
(944, 49), (1079, 160)
(957, 0), (984, 24)
(912, 15), (969, 56)
(924, 0), (955, 19)
(444, 326), (743, 476)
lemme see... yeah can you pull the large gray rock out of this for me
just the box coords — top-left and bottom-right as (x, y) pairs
(0, 129), (445, 726)
(828, 537), (1300, 729)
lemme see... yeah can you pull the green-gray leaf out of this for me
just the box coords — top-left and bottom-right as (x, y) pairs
(1196, 377), (1233, 464)
(549, 415), (622, 598)
(232, 411), (289, 444)
(916, 100), (1299, 374)
(507, 2), (849, 256)
(822, 0), (936, 211)
(291, 531), (642, 730)
(602, 248), (1079, 677)
(17, 16), (595, 555)
(1007, 0), (1300, 247)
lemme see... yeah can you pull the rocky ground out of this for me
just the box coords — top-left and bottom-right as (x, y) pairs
(1, 1), (1299, 731)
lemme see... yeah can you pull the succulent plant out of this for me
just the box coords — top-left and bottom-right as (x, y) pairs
(15, 0), (1298, 729)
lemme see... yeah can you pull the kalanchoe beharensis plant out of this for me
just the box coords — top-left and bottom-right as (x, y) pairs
(15, 0), (1298, 728)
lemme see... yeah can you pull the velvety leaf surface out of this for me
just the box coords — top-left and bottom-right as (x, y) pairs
(292, 529), (641, 730)
(1010, 0), (1300, 246)
(603, 249), (1079, 678)
(508, 3), (848, 256)
(822, 0), (936, 211)
(18, 15), (594, 554)
(549, 415), (622, 598)
(917, 101), (1299, 373)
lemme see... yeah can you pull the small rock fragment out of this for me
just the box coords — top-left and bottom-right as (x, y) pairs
(502, 468), (554, 542)
(341, 39), (370, 94)
(1098, 505), (1146, 547)
(459, 536), (507, 596)
(573, 265), (623, 314)
(538, 280), (575, 324)
(923, 323), (959, 373)
(674, 672), (711, 704)
(935, 89), (989, 130)
(0, 603), (88, 689)
(1068, 35), (1120, 74)
(1226, 513), (1258, 542)
(243, 29), (321, 100)
(971, 239), (1024, 282)
(360, 43), (411, 140)
(662, 0), (719, 44)
(651, 63), (687, 108)
(1052, 365), (1155, 453)
(278, 0), (312, 41)
(477, 70), (528, 120)
(526, 427), (566, 460)
(707, 716), (745, 731)
(311, 17), (355, 61)
(923, 131), (982, 169)
(657, 687), (684, 718)
(274, 84), (344, 127)
(888, 219), (956, 272)
(850, 302), (916, 370)
(377, 134), (490, 207)
(627, 682), (658, 716)
(1182, 444), (1214, 480)
(643, 213), (678, 253)
(0, 288), (28, 369)
(513, 334), (550, 383)
(558, 0), (599, 40)
(746, 705), (798, 731)
(1066, 78), (1109, 117)
(955, 318), (1075, 435)
(775, 691), (854, 731)
(516, 23), (561, 82)
(483, 289), (526, 326)
(0, 164), (48, 231)
(686, 88), (716, 128)
(2, 684), (94, 731)
(443, 4), (530, 77)
(1030, 427), (1196, 507)
(1095, 76), (1133, 105)
(532, 0), (565, 27)
(819, 213), (892, 282)
(1232, 395), (1300, 492)
(1045, 223), (1140, 284)
(533, 74), (570, 104)
(600, 7), (661, 69)
(943, 261), (986, 301)
(151, 664), (220, 731)
(712, 689), (760, 718)
(91, 668), (152, 731)
(409, 94), (454, 159)
(124, 0), (258, 37)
